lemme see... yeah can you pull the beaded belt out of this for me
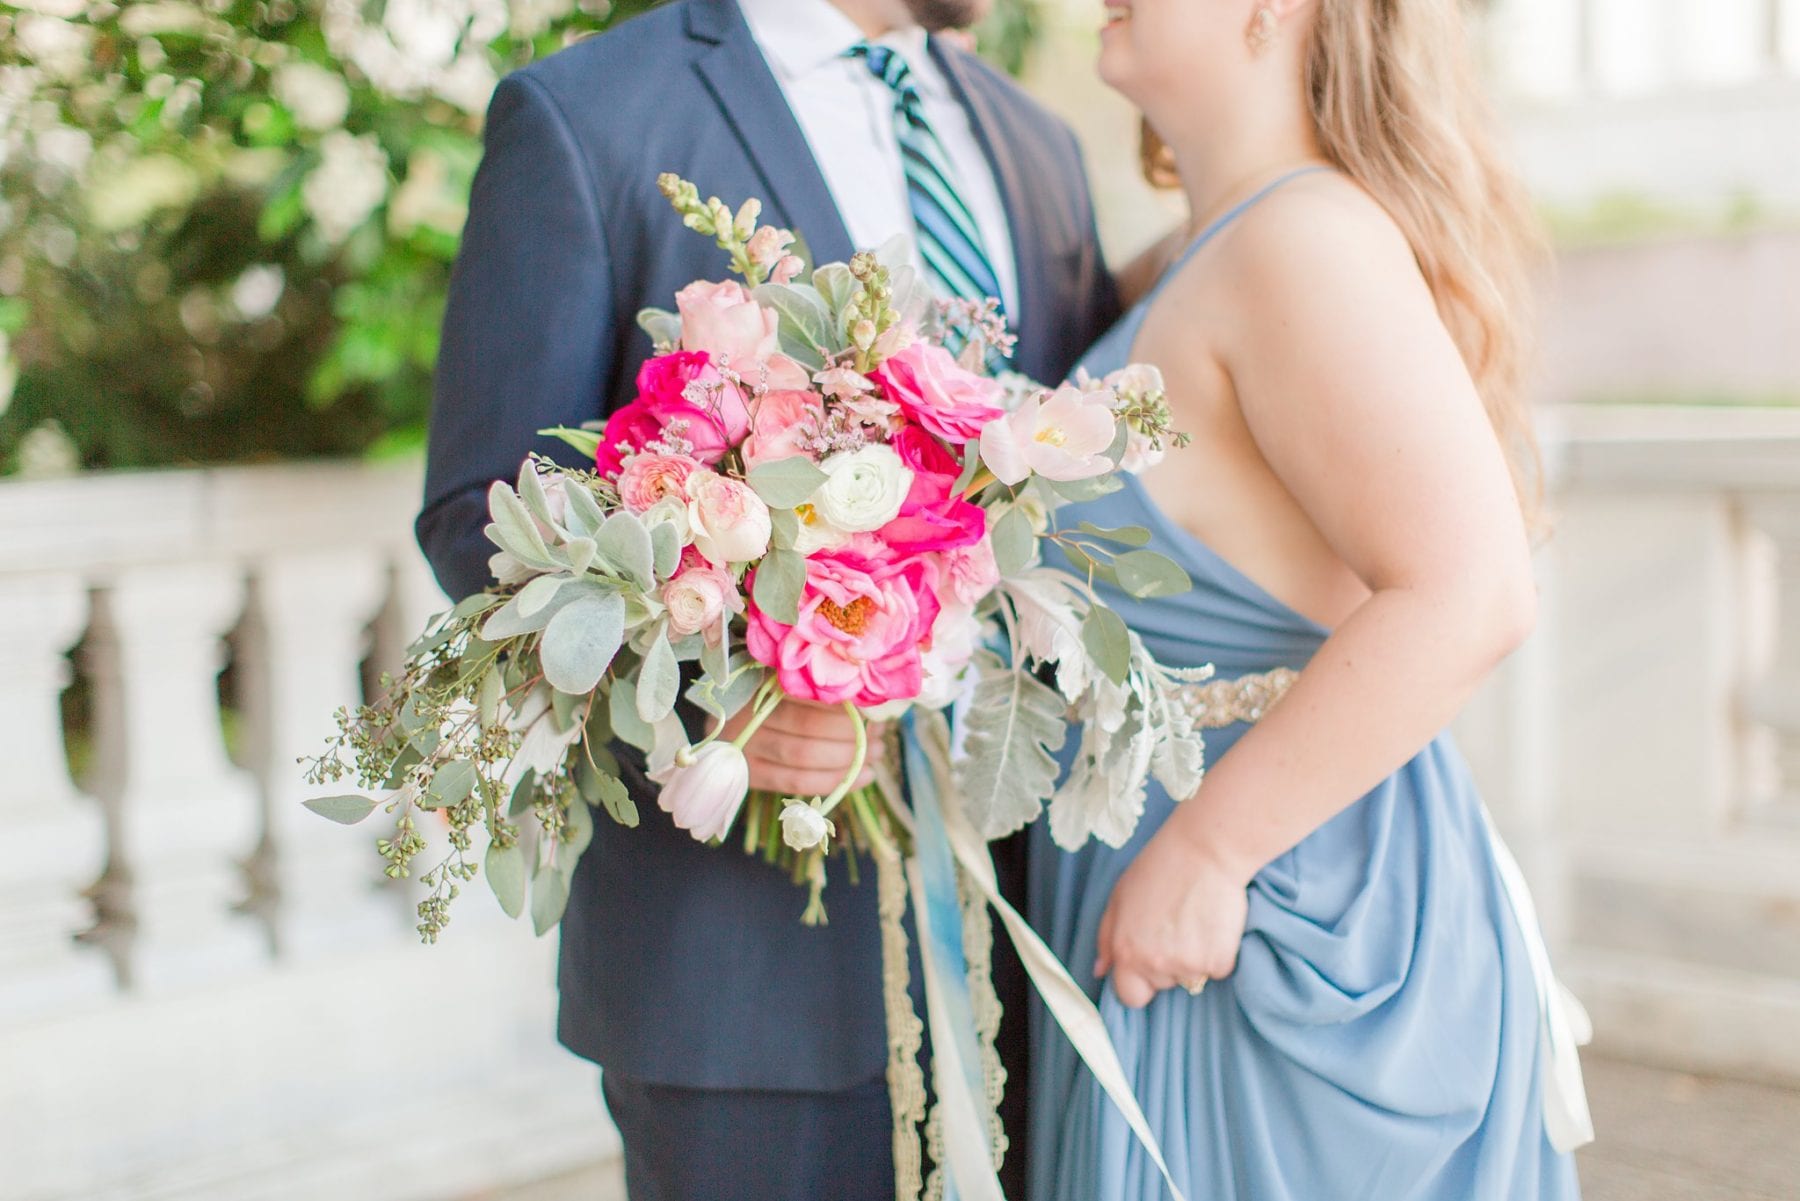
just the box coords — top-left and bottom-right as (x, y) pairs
(1182, 667), (1299, 729)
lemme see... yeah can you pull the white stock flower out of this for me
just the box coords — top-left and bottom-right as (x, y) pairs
(780, 801), (834, 851)
(389, 148), (468, 237)
(434, 50), (499, 115)
(273, 61), (350, 131)
(813, 444), (912, 534)
(303, 131), (388, 244)
(15, 14), (94, 80)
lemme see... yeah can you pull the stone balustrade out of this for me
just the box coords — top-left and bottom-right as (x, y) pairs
(2, 415), (1798, 1196)
(0, 463), (613, 1201)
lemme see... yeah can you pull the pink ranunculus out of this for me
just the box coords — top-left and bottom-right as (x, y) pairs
(978, 383), (1117, 486)
(686, 469), (773, 565)
(595, 399), (665, 476)
(741, 389), (825, 470)
(940, 534), (1000, 605)
(878, 494), (986, 556)
(870, 341), (1006, 445)
(662, 561), (742, 641)
(616, 452), (701, 512)
(745, 546), (941, 707)
(677, 279), (780, 368)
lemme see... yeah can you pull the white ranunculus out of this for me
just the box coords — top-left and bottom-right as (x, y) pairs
(780, 801), (834, 852)
(639, 495), (694, 548)
(303, 131), (388, 244)
(813, 444), (913, 534)
(273, 61), (351, 131)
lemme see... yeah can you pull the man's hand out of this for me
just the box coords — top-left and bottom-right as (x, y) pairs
(716, 699), (882, 798)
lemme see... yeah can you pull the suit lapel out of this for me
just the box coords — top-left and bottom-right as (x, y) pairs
(687, 0), (856, 269)
(930, 38), (1049, 380)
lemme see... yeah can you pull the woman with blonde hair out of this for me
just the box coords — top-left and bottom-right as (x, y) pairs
(1028, 0), (1590, 1196)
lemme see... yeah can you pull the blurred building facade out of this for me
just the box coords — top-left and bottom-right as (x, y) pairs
(2, 2), (1798, 1198)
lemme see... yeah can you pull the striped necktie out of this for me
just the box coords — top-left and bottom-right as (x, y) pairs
(849, 42), (1008, 334)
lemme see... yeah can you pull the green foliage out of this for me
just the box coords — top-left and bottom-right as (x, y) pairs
(0, 0), (1042, 476)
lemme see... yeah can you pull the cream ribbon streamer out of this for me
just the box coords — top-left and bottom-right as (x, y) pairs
(905, 709), (1189, 1201)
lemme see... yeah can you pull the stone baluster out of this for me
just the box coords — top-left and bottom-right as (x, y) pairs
(82, 563), (262, 991)
(1741, 495), (1800, 815)
(238, 549), (397, 958)
(0, 576), (112, 1014)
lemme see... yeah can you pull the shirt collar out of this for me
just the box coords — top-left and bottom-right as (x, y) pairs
(737, 0), (938, 92)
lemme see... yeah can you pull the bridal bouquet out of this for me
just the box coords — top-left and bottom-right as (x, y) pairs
(304, 175), (1213, 942)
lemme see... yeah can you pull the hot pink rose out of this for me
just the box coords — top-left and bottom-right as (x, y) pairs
(741, 389), (824, 470)
(890, 424), (960, 507)
(616, 452), (700, 512)
(597, 352), (752, 473)
(871, 341), (1006, 445)
(877, 494), (986, 555)
(677, 279), (780, 367)
(745, 546), (941, 706)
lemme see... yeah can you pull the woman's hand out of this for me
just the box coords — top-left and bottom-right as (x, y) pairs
(716, 699), (881, 798)
(1094, 827), (1253, 1009)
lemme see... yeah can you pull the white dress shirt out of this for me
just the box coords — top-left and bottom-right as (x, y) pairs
(735, 0), (1020, 316)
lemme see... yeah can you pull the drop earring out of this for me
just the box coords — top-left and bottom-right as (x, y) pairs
(1248, 4), (1278, 54)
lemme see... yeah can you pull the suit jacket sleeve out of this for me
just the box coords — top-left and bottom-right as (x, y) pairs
(416, 71), (617, 602)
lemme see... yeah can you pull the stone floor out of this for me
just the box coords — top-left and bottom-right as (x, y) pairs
(472, 1055), (1800, 1201)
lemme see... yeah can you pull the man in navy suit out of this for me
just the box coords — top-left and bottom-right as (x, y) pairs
(416, 0), (1118, 1196)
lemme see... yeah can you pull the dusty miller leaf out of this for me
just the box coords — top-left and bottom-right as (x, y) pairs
(953, 650), (1068, 840)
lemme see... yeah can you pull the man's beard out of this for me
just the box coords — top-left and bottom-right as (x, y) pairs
(903, 0), (988, 33)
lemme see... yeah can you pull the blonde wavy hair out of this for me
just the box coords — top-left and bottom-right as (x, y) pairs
(1144, 0), (1546, 517)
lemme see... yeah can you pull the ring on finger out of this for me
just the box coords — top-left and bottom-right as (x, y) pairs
(1179, 977), (1207, 996)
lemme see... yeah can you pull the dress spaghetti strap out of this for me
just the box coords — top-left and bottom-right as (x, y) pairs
(1154, 164), (1333, 294)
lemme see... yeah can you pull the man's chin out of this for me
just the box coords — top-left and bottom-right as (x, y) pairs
(905, 0), (993, 34)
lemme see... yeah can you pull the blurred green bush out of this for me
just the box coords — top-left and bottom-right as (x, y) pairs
(0, 0), (1039, 476)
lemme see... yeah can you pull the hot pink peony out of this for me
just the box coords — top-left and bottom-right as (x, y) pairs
(677, 280), (780, 367)
(741, 389), (824, 470)
(745, 545), (941, 706)
(597, 352), (752, 473)
(616, 452), (700, 512)
(877, 494), (987, 555)
(870, 341), (1006, 445)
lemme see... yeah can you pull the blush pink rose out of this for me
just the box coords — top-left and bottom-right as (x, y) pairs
(662, 561), (742, 641)
(616, 452), (700, 512)
(677, 280), (780, 367)
(741, 389), (825, 470)
(745, 546), (941, 706)
(871, 341), (1006, 445)
(686, 469), (773, 565)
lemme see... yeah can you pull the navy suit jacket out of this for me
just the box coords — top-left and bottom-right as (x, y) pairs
(417, 0), (1119, 1092)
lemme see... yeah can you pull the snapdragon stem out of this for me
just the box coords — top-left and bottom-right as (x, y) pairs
(814, 703), (868, 818)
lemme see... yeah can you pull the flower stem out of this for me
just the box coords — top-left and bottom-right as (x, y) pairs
(960, 468), (997, 500)
(727, 683), (784, 752)
(815, 702), (868, 819)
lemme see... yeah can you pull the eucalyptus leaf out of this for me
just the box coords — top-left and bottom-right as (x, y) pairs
(812, 262), (856, 316)
(477, 664), (503, 727)
(550, 686), (583, 733)
(752, 282), (833, 366)
(1080, 605), (1131, 685)
(687, 659), (765, 722)
(583, 691), (613, 749)
(540, 591), (627, 694)
(1114, 550), (1192, 600)
(609, 677), (656, 753)
(595, 511), (656, 591)
(991, 506), (1037, 577)
(636, 629), (680, 724)
(752, 548), (806, 625)
(563, 794), (595, 861)
(507, 767), (538, 817)
(1047, 474), (1124, 504)
(530, 861), (571, 936)
(747, 456), (828, 510)
(485, 840), (527, 919)
(451, 593), (502, 620)
(424, 759), (478, 809)
(1076, 521), (1152, 548)
(1060, 542), (1121, 589)
(767, 506), (800, 551)
(303, 794), (377, 825)
(590, 766), (639, 828)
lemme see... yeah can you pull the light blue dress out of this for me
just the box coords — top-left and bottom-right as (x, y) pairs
(1027, 172), (1583, 1201)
